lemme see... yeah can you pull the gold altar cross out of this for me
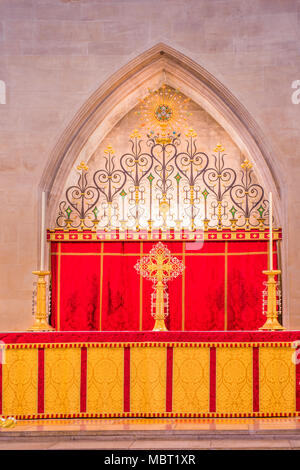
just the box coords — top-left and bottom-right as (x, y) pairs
(135, 242), (185, 331)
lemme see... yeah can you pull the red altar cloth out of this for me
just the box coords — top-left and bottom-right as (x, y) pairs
(50, 237), (279, 332)
(0, 330), (298, 344)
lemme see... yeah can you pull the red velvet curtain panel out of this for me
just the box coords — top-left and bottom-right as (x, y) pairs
(50, 240), (278, 331)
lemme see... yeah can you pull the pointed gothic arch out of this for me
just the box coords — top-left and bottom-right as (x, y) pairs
(40, 42), (288, 325)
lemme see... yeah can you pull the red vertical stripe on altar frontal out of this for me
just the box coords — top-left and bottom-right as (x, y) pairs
(296, 345), (300, 411)
(210, 347), (216, 412)
(166, 346), (173, 412)
(38, 348), (45, 414)
(80, 347), (87, 413)
(253, 346), (259, 412)
(124, 347), (130, 412)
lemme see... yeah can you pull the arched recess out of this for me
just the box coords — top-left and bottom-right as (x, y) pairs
(40, 42), (288, 325)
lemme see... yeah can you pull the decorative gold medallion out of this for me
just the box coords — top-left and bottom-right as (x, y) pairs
(136, 85), (191, 143)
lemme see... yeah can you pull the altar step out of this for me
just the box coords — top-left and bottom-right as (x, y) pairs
(1, 418), (300, 449)
(2, 428), (300, 439)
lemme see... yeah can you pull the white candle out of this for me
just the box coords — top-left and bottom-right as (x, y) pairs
(269, 191), (273, 271)
(40, 191), (46, 271)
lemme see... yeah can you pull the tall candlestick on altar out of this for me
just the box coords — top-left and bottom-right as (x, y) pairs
(259, 190), (284, 330)
(28, 190), (54, 331)
(269, 191), (273, 271)
(40, 191), (46, 271)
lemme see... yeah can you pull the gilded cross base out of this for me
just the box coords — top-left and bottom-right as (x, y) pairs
(152, 281), (168, 331)
(153, 319), (168, 332)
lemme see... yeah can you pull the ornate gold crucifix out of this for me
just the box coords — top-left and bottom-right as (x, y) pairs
(135, 242), (185, 331)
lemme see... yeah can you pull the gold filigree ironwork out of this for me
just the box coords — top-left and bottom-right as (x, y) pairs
(134, 242), (185, 331)
(56, 128), (270, 231)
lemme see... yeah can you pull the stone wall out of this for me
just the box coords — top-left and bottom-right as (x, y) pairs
(0, 0), (299, 330)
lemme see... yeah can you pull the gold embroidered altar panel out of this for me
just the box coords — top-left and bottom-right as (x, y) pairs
(2, 348), (38, 416)
(216, 347), (253, 414)
(130, 347), (166, 414)
(87, 347), (124, 413)
(44, 348), (81, 415)
(259, 346), (295, 414)
(172, 347), (210, 413)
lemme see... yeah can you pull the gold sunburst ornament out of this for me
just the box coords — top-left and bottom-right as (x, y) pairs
(136, 85), (191, 144)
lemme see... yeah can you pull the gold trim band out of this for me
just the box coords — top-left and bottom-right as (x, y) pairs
(47, 228), (282, 243)
(3, 341), (293, 349)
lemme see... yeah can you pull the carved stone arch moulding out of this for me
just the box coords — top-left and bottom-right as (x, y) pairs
(42, 43), (283, 226)
(40, 42), (288, 325)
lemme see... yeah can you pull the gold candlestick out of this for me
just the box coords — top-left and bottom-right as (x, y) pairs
(28, 271), (54, 331)
(259, 269), (285, 330)
(135, 242), (185, 331)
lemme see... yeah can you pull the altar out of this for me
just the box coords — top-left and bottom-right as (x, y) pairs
(0, 331), (299, 419)
(1, 225), (294, 421)
(0, 85), (293, 423)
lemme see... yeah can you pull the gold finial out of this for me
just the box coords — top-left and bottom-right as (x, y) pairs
(241, 159), (253, 170)
(76, 161), (88, 171)
(104, 145), (115, 155)
(130, 129), (141, 139)
(185, 128), (197, 138)
(214, 144), (225, 153)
